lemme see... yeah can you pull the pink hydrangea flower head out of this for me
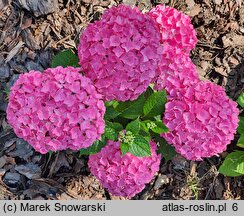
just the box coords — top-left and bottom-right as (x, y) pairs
(154, 44), (199, 99)
(149, 4), (198, 53)
(78, 4), (163, 101)
(162, 81), (239, 161)
(88, 140), (161, 198)
(7, 66), (106, 154)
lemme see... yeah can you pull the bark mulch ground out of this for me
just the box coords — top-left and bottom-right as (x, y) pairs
(0, 0), (243, 200)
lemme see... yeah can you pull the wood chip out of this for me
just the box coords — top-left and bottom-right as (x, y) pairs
(215, 67), (228, 76)
(228, 56), (239, 66)
(213, 0), (222, 5)
(185, 0), (195, 8)
(222, 34), (244, 47)
(21, 17), (32, 30)
(187, 4), (201, 17)
(17, 0), (59, 17)
(0, 0), (9, 11)
(5, 41), (24, 63)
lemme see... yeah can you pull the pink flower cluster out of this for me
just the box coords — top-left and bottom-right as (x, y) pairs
(7, 67), (105, 154)
(149, 6), (199, 100)
(149, 4), (198, 54)
(78, 4), (163, 101)
(154, 44), (199, 99)
(88, 140), (161, 198)
(162, 81), (239, 160)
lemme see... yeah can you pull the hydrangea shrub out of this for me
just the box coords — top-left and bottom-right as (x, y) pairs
(6, 3), (242, 198)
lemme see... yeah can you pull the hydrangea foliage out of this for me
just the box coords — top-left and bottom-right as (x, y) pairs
(162, 81), (239, 161)
(149, 4), (198, 53)
(88, 140), (161, 198)
(78, 4), (163, 101)
(7, 67), (105, 154)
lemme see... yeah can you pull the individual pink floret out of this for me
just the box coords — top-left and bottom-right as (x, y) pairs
(88, 140), (161, 198)
(149, 4), (198, 53)
(154, 44), (199, 99)
(78, 4), (163, 101)
(7, 66), (106, 154)
(162, 81), (239, 161)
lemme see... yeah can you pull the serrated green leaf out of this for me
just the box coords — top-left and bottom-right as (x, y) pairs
(140, 120), (168, 134)
(238, 116), (244, 135)
(120, 142), (129, 156)
(106, 121), (123, 132)
(138, 129), (150, 141)
(115, 100), (132, 113)
(236, 153), (244, 174)
(129, 135), (151, 157)
(237, 93), (244, 108)
(105, 100), (117, 107)
(219, 151), (244, 176)
(157, 137), (176, 161)
(140, 120), (150, 132)
(151, 121), (169, 134)
(154, 115), (162, 121)
(237, 135), (244, 148)
(104, 106), (121, 120)
(143, 90), (167, 117)
(144, 86), (154, 99)
(104, 126), (118, 141)
(118, 94), (146, 119)
(126, 119), (140, 134)
(51, 49), (79, 68)
(113, 116), (130, 128)
(79, 138), (107, 156)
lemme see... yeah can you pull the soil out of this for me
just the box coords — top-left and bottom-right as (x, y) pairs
(0, 0), (243, 200)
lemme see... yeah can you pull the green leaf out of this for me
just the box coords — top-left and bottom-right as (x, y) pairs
(140, 120), (150, 132)
(154, 115), (162, 121)
(237, 135), (244, 148)
(118, 94), (146, 119)
(144, 86), (154, 99)
(235, 152), (244, 174)
(105, 100), (117, 107)
(104, 106), (121, 120)
(219, 151), (244, 176)
(120, 142), (129, 156)
(238, 117), (244, 135)
(104, 126), (117, 141)
(140, 120), (168, 134)
(237, 93), (244, 108)
(138, 130), (150, 141)
(113, 116), (130, 128)
(106, 121), (123, 132)
(129, 135), (151, 157)
(151, 121), (169, 134)
(157, 137), (176, 161)
(143, 90), (167, 117)
(126, 119), (140, 134)
(79, 138), (107, 156)
(51, 49), (79, 68)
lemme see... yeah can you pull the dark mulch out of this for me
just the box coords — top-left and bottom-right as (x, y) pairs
(0, 0), (243, 200)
